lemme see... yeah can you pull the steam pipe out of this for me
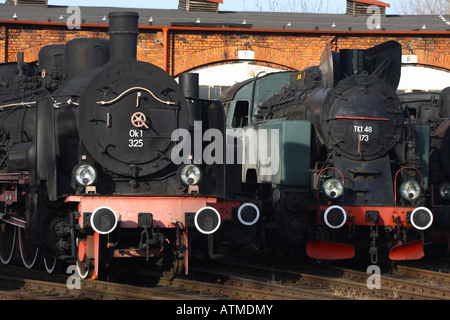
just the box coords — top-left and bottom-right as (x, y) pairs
(163, 27), (170, 72)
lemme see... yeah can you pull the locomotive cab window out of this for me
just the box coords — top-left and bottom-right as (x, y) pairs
(231, 100), (249, 128)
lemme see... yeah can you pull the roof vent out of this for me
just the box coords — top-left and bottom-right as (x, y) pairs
(178, 0), (223, 13)
(346, 0), (390, 16)
(6, 0), (47, 5)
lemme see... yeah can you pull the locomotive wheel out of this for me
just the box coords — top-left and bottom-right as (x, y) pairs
(167, 243), (185, 278)
(76, 258), (93, 279)
(172, 254), (184, 276)
(275, 237), (288, 256)
(0, 223), (16, 265)
(43, 253), (57, 273)
(18, 228), (39, 269)
(76, 238), (94, 279)
(163, 231), (186, 278)
(251, 230), (263, 251)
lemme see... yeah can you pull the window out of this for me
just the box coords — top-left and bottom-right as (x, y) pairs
(231, 100), (249, 128)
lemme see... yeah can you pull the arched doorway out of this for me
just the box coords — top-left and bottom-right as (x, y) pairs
(398, 66), (450, 92)
(179, 61), (291, 99)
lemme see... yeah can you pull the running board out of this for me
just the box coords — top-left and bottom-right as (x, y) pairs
(306, 240), (355, 260)
(389, 240), (425, 260)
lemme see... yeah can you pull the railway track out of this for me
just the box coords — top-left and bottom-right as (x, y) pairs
(189, 245), (450, 300)
(1, 255), (450, 300)
(0, 264), (216, 300)
(393, 264), (450, 286)
(151, 256), (450, 300)
(158, 267), (343, 300)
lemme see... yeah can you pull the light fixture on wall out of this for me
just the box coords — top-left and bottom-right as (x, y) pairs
(13, 13), (18, 20)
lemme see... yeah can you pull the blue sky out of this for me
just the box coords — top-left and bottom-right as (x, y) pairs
(0, 0), (403, 14)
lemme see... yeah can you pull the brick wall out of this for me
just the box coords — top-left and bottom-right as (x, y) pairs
(1, 22), (449, 76)
(0, 26), (5, 63)
(169, 31), (449, 75)
(170, 32), (337, 75)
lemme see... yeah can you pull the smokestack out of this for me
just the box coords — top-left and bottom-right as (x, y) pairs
(108, 12), (139, 62)
(179, 73), (201, 130)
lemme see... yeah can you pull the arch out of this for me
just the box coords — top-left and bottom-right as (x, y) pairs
(173, 44), (450, 77)
(8, 45), (42, 63)
(183, 61), (289, 87)
(184, 59), (295, 74)
(172, 45), (315, 77)
(398, 66), (450, 91)
(413, 49), (450, 73)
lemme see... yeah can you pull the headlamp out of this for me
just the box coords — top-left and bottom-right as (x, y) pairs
(439, 182), (450, 200)
(323, 179), (344, 199)
(74, 164), (97, 186)
(180, 164), (201, 186)
(400, 180), (421, 202)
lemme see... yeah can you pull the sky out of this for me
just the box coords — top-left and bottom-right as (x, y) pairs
(0, 0), (403, 14)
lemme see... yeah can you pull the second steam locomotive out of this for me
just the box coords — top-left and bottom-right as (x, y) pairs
(222, 40), (449, 264)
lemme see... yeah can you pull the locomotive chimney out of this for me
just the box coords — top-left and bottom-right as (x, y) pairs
(108, 12), (139, 62)
(179, 73), (201, 130)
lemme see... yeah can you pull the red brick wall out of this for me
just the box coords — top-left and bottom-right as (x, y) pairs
(170, 31), (450, 75)
(1, 22), (449, 76)
(0, 26), (5, 63)
(170, 32), (336, 75)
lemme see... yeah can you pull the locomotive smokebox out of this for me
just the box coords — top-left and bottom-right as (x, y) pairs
(108, 12), (139, 62)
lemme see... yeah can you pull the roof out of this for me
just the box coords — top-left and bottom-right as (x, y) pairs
(352, 0), (391, 8)
(219, 78), (253, 102)
(0, 4), (448, 32)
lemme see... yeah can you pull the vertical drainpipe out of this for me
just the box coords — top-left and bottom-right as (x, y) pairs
(162, 27), (170, 74)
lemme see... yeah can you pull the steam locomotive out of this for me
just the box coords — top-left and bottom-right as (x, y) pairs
(221, 41), (441, 264)
(0, 12), (258, 278)
(399, 88), (450, 254)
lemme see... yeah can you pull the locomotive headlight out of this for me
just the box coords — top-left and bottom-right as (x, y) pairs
(400, 180), (421, 202)
(323, 179), (344, 199)
(180, 164), (201, 186)
(439, 182), (450, 200)
(74, 164), (97, 186)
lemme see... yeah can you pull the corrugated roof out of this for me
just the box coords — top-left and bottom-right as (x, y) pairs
(0, 4), (448, 32)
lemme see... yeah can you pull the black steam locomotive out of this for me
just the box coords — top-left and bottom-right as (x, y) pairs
(0, 12), (257, 278)
(399, 88), (450, 254)
(222, 41), (437, 264)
